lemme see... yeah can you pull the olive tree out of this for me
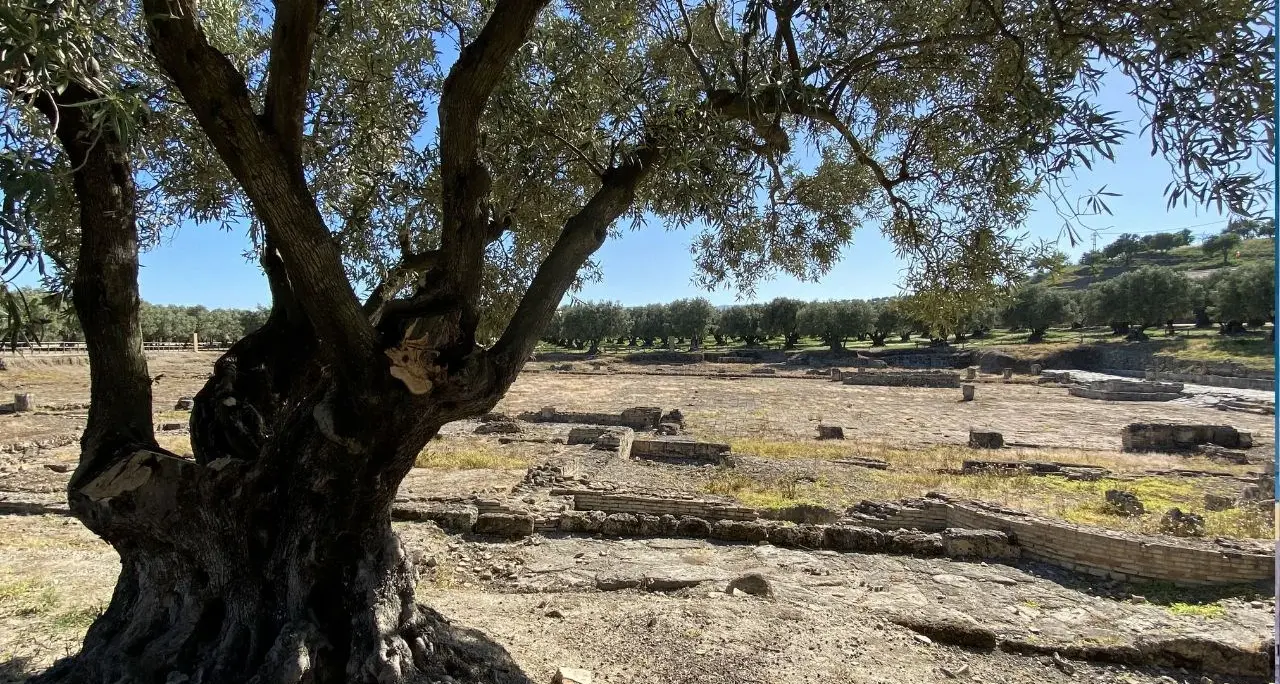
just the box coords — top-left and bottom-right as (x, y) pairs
(0, 0), (1272, 681)
(559, 301), (628, 354)
(761, 296), (802, 348)
(1001, 284), (1071, 342)
(628, 303), (670, 347)
(1089, 267), (1195, 339)
(667, 297), (715, 349)
(868, 298), (905, 347)
(1202, 231), (1244, 265)
(717, 304), (766, 345)
(797, 299), (873, 351)
(1212, 260), (1276, 337)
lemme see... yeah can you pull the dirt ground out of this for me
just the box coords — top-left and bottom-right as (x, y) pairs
(0, 353), (1274, 683)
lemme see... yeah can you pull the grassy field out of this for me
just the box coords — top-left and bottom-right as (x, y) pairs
(538, 324), (1275, 371)
(1051, 237), (1274, 290)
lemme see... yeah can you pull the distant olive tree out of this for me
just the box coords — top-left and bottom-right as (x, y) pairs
(1202, 232), (1244, 266)
(1001, 284), (1072, 343)
(1212, 261), (1275, 338)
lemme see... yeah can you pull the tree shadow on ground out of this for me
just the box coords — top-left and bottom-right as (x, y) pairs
(0, 657), (36, 684)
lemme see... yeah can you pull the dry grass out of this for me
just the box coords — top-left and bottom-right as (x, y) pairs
(699, 438), (1271, 539)
(0, 577), (103, 632)
(724, 437), (1254, 476)
(703, 469), (828, 509)
(154, 433), (192, 456)
(415, 439), (530, 471)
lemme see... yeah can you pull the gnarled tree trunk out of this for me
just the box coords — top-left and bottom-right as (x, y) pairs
(33, 81), (531, 684)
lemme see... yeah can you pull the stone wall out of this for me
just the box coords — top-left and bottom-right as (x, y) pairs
(841, 370), (962, 388)
(568, 491), (758, 521)
(1144, 370), (1274, 392)
(516, 406), (662, 431)
(630, 438), (731, 464)
(562, 491), (1272, 586)
(622, 351), (705, 364)
(1068, 379), (1184, 402)
(1121, 423), (1253, 452)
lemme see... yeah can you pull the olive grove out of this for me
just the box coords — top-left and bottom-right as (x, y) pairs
(0, 0), (1272, 681)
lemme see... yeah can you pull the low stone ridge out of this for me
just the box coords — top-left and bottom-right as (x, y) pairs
(842, 370), (961, 388)
(1215, 398), (1275, 415)
(831, 457), (890, 470)
(1068, 379), (1185, 402)
(959, 460), (1109, 481)
(888, 608), (999, 649)
(569, 491), (757, 521)
(1121, 422), (1253, 452)
(517, 406), (663, 431)
(474, 421), (521, 435)
(629, 438), (731, 464)
(397, 488), (1271, 587)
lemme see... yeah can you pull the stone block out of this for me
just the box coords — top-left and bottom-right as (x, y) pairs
(816, 425), (844, 440)
(941, 528), (1018, 559)
(552, 667), (593, 684)
(767, 524), (827, 548)
(1203, 494), (1235, 512)
(630, 438), (730, 464)
(710, 519), (771, 543)
(474, 421), (521, 435)
(601, 513), (642, 536)
(726, 572), (775, 598)
(675, 517), (712, 538)
(1159, 508), (1205, 537)
(968, 429), (1004, 449)
(887, 530), (944, 556)
(961, 384), (975, 401)
(174, 397), (195, 411)
(822, 525), (886, 552)
(559, 510), (606, 533)
(391, 502), (478, 533)
(473, 512), (535, 538)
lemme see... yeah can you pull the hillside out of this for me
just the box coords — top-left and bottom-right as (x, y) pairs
(1046, 237), (1274, 291)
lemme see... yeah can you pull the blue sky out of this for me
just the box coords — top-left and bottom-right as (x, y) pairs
(130, 76), (1270, 310)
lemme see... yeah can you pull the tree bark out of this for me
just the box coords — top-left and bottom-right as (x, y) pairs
(33, 58), (532, 684)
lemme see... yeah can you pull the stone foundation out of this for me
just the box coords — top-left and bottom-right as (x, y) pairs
(517, 406), (663, 431)
(1068, 379), (1185, 402)
(559, 492), (1271, 586)
(629, 438), (731, 464)
(1121, 423), (1253, 452)
(842, 370), (961, 388)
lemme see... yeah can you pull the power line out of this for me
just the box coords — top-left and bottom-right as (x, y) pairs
(1089, 219), (1229, 236)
